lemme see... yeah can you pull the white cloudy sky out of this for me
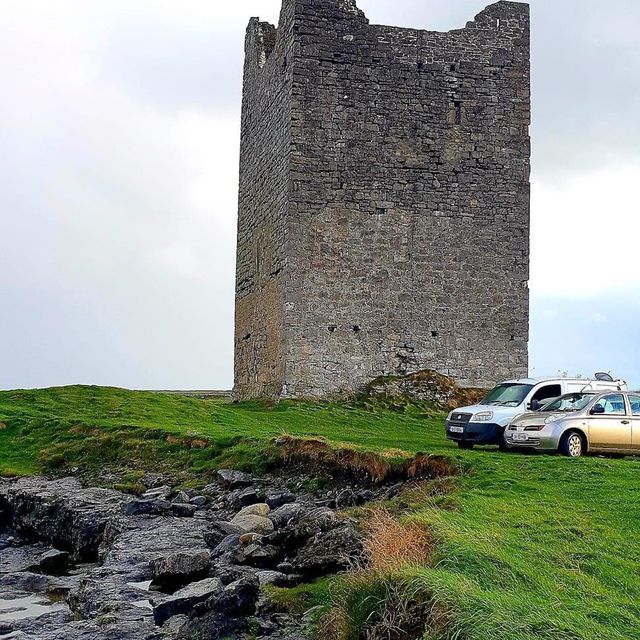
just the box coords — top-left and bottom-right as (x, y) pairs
(1, 0), (639, 391)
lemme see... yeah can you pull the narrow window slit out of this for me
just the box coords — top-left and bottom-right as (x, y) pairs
(454, 101), (463, 125)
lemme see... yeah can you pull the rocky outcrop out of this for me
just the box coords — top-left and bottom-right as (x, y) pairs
(0, 477), (125, 560)
(0, 471), (381, 640)
(365, 369), (486, 410)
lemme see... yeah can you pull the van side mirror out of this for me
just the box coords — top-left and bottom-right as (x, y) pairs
(590, 405), (605, 415)
(530, 399), (540, 411)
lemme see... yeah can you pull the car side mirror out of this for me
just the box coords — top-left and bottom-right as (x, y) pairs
(530, 400), (540, 411)
(590, 405), (605, 415)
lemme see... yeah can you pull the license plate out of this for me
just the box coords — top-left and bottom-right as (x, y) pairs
(512, 433), (528, 442)
(450, 426), (464, 434)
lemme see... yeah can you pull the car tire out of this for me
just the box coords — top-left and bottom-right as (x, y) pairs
(560, 431), (585, 458)
(458, 442), (474, 450)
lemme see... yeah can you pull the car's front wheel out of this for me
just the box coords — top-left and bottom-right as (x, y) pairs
(560, 431), (584, 458)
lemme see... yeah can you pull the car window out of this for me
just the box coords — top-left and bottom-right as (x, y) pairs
(629, 395), (640, 416)
(480, 384), (533, 406)
(531, 384), (562, 404)
(592, 394), (627, 416)
(544, 393), (595, 412)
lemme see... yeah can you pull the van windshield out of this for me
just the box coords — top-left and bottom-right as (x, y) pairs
(480, 384), (533, 407)
(541, 392), (595, 412)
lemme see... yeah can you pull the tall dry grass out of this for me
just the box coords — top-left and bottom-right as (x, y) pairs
(364, 508), (434, 571)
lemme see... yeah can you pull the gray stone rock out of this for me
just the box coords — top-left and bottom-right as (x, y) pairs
(170, 503), (196, 518)
(0, 477), (125, 561)
(153, 576), (223, 625)
(212, 534), (241, 558)
(268, 502), (305, 529)
(335, 489), (360, 509)
(150, 549), (211, 583)
(122, 498), (171, 517)
(39, 549), (69, 575)
(265, 490), (295, 510)
(293, 525), (365, 577)
(171, 490), (190, 504)
(237, 503), (270, 517)
(190, 496), (207, 508)
(235, 542), (279, 568)
(256, 570), (288, 586)
(217, 470), (253, 488)
(230, 513), (274, 535)
(141, 485), (171, 500)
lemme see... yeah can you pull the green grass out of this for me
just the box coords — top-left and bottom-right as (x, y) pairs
(1, 385), (640, 639)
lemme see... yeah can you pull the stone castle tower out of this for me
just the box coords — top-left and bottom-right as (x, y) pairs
(234, 0), (530, 400)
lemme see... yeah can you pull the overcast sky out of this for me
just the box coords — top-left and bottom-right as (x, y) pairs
(1, 0), (639, 391)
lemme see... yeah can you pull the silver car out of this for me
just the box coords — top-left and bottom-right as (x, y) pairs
(505, 390), (640, 457)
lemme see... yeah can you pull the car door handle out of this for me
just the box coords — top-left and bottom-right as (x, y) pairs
(622, 420), (630, 425)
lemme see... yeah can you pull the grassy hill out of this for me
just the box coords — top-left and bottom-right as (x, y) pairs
(1, 385), (639, 639)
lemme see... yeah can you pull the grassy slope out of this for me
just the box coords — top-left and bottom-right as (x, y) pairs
(1, 385), (639, 639)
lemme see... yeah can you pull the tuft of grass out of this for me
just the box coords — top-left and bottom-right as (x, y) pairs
(363, 509), (434, 571)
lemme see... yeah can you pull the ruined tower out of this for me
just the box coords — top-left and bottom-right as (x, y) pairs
(234, 0), (530, 400)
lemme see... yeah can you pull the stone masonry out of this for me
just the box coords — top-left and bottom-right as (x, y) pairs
(234, 0), (530, 400)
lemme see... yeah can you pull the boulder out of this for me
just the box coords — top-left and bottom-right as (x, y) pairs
(226, 487), (260, 509)
(0, 477), (125, 561)
(239, 533), (262, 545)
(272, 506), (341, 546)
(231, 504), (274, 535)
(172, 491), (190, 505)
(292, 524), (364, 577)
(268, 502), (305, 529)
(141, 486), (171, 500)
(122, 498), (171, 517)
(39, 549), (70, 575)
(256, 570), (289, 586)
(171, 503), (196, 518)
(153, 577), (223, 625)
(162, 614), (189, 635)
(212, 534), (241, 558)
(237, 503), (270, 517)
(150, 549), (211, 583)
(217, 470), (254, 488)
(335, 489), (360, 509)
(265, 490), (296, 510)
(235, 543), (280, 568)
(179, 576), (260, 639)
(190, 496), (207, 508)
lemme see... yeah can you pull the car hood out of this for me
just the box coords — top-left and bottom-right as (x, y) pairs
(452, 404), (525, 422)
(511, 411), (567, 426)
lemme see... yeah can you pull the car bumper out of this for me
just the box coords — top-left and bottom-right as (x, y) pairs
(446, 421), (502, 445)
(504, 431), (559, 450)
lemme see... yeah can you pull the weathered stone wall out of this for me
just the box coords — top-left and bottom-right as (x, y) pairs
(234, 4), (295, 398)
(234, 0), (530, 400)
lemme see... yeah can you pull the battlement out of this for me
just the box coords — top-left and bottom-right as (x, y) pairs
(234, 0), (531, 399)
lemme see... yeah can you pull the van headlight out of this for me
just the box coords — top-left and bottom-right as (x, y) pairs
(473, 411), (493, 422)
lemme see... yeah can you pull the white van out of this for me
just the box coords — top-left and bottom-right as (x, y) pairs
(445, 374), (628, 450)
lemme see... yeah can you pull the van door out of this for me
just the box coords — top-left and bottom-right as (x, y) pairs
(588, 394), (632, 450)
(629, 395), (640, 450)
